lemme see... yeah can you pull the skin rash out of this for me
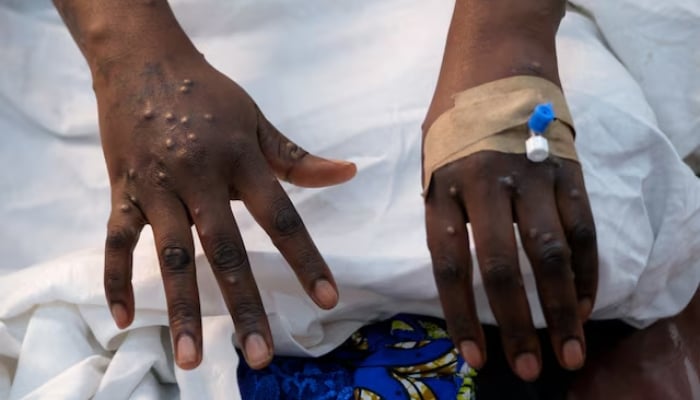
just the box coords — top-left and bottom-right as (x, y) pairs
(51, 2), (700, 396)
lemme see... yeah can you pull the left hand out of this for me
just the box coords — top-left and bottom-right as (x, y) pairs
(422, 0), (598, 381)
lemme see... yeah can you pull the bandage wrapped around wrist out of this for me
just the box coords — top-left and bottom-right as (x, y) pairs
(423, 76), (579, 191)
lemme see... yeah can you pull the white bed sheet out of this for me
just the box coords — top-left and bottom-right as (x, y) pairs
(1, 1), (699, 398)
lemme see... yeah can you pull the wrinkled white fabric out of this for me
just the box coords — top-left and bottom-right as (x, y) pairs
(570, 0), (700, 159)
(1, 0), (699, 399)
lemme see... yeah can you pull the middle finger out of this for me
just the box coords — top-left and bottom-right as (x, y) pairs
(462, 156), (541, 381)
(186, 188), (273, 370)
(513, 165), (585, 371)
(145, 194), (202, 370)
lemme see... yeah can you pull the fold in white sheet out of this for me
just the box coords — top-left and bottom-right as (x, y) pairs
(1, 0), (699, 399)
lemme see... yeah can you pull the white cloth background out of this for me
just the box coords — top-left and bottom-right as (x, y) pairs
(0, 0), (699, 398)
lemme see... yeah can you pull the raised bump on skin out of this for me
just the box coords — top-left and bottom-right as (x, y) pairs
(157, 171), (166, 180)
(203, 113), (213, 121)
(187, 132), (197, 141)
(183, 79), (193, 87)
(286, 142), (304, 160)
(127, 169), (136, 180)
(165, 112), (175, 122)
(165, 138), (174, 149)
(179, 86), (190, 94)
(498, 175), (515, 188)
(143, 109), (154, 120)
(528, 228), (538, 240)
(120, 203), (131, 212)
(193, 207), (201, 216)
(446, 226), (456, 235)
(570, 189), (581, 199)
(129, 195), (137, 203)
(449, 185), (458, 197)
(180, 116), (189, 125)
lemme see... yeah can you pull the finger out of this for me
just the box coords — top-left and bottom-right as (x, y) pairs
(186, 189), (273, 369)
(145, 196), (202, 370)
(462, 155), (541, 381)
(425, 175), (485, 369)
(104, 197), (144, 329)
(237, 164), (339, 310)
(256, 107), (356, 187)
(555, 160), (598, 320)
(514, 166), (585, 371)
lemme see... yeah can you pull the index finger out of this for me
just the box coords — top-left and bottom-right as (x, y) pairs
(461, 161), (542, 381)
(237, 164), (338, 310)
(425, 174), (485, 369)
(514, 174), (585, 371)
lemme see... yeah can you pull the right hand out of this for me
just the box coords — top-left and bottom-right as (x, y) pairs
(97, 52), (356, 370)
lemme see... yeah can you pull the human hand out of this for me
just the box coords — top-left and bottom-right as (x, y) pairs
(425, 151), (597, 381)
(423, 0), (597, 381)
(52, 0), (355, 370)
(97, 55), (356, 370)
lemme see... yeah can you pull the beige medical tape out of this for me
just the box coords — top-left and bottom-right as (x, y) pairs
(423, 76), (579, 191)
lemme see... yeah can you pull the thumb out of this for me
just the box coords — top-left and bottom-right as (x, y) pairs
(256, 108), (356, 188)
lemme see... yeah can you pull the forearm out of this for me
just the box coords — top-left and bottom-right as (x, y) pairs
(52, 0), (199, 83)
(426, 0), (566, 128)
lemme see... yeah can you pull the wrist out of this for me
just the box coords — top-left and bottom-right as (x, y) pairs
(54, 0), (200, 83)
(446, 0), (564, 87)
(425, 0), (565, 131)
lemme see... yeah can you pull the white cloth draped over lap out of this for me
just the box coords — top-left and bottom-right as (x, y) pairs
(0, 0), (699, 399)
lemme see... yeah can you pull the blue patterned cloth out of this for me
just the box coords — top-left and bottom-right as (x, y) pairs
(238, 314), (476, 399)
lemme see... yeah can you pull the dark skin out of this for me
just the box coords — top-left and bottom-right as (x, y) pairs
(53, 0), (598, 381)
(424, 0), (597, 381)
(570, 287), (700, 399)
(53, 0), (357, 370)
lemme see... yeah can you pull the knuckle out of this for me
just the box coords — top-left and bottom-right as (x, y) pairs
(543, 304), (579, 332)
(570, 223), (597, 246)
(464, 152), (498, 179)
(181, 143), (207, 167)
(482, 261), (520, 292)
(233, 300), (266, 331)
(503, 330), (536, 350)
(292, 249), (324, 281)
(537, 241), (571, 279)
(272, 201), (303, 237)
(280, 141), (308, 162)
(433, 255), (465, 284)
(448, 315), (477, 339)
(161, 246), (192, 273)
(169, 300), (198, 327)
(222, 141), (249, 172)
(210, 240), (247, 274)
(105, 227), (137, 251)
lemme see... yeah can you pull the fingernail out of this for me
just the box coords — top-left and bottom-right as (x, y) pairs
(459, 341), (483, 368)
(245, 333), (271, 369)
(330, 159), (354, 167)
(313, 279), (338, 309)
(176, 335), (198, 368)
(515, 353), (540, 381)
(110, 303), (128, 327)
(579, 297), (593, 320)
(562, 339), (584, 369)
